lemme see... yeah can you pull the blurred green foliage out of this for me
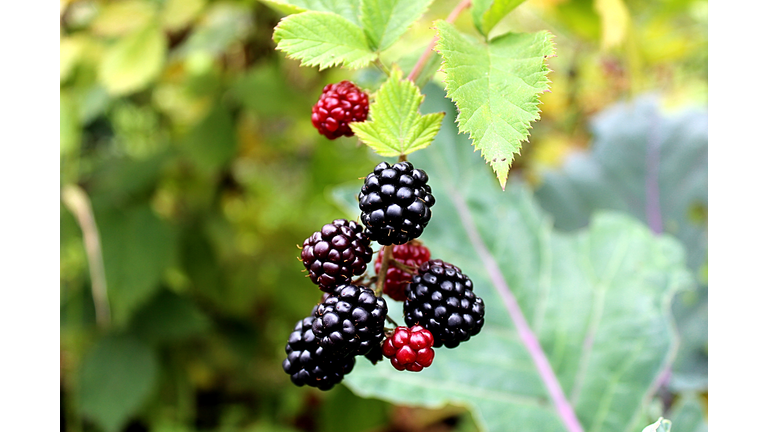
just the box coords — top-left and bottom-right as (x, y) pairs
(60, 0), (707, 431)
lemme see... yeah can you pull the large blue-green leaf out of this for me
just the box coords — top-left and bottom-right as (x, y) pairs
(534, 96), (708, 391)
(340, 85), (694, 432)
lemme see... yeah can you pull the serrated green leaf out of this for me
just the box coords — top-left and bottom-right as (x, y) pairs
(273, 11), (375, 70)
(350, 68), (444, 157)
(99, 22), (167, 96)
(471, 0), (527, 37)
(260, 0), (361, 26)
(435, 20), (554, 189)
(79, 335), (159, 432)
(342, 84), (693, 432)
(361, 0), (432, 51)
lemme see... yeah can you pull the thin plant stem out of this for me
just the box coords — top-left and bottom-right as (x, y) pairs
(374, 245), (393, 297)
(406, 0), (472, 83)
(62, 184), (111, 330)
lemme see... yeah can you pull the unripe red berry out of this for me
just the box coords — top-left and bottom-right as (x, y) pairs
(382, 325), (435, 372)
(374, 242), (431, 301)
(311, 81), (369, 139)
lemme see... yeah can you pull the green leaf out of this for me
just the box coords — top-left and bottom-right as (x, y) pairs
(342, 84), (694, 432)
(99, 22), (167, 96)
(182, 104), (238, 174)
(273, 11), (376, 70)
(435, 21), (554, 189)
(471, 0), (527, 37)
(130, 290), (211, 344)
(361, 0), (433, 51)
(260, 0), (362, 26)
(350, 67), (444, 157)
(79, 335), (159, 432)
(642, 418), (672, 432)
(668, 394), (707, 432)
(97, 205), (178, 326)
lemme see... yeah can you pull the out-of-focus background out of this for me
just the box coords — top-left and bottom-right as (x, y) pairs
(59, 0), (707, 431)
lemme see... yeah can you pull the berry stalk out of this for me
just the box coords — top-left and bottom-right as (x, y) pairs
(374, 244), (393, 297)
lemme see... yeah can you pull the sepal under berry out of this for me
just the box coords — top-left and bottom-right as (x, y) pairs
(403, 260), (485, 348)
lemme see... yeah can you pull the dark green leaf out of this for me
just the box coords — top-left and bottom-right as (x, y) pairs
(181, 104), (238, 174)
(97, 205), (178, 326)
(130, 289), (211, 343)
(79, 335), (159, 432)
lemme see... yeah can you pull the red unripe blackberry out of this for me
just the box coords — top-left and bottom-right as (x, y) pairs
(359, 161), (436, 246)
(312, 284), (388, 357)
(382, 325), (435, 372)
(403, 260), (485, 349)
(283, 306), (356, 390)
(311, 81), (369, 139)
(374, 241), (431, 301)
(301, 219), (373, 292)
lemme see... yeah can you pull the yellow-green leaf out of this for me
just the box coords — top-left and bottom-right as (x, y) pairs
(350, 67), (444, 157)
(273, 11), (376, 70)
(99, 23), (167, 96)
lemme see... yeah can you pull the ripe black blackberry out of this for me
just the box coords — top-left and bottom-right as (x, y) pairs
(403, 260), (484, 348)
(311, 81), (369, 139)
(283, 307), (356, 390)
(358, 161), (436, 246)
(301, 219), (373, 292)
(312, 284), (388, 357)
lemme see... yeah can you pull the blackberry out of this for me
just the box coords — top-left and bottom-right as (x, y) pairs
(358, 161), (436, 245)
(301, 219), (373, 292)
(283, 307), (356, 390)
(312, 284), (388, 357)
(403, 260), (484, 348)
(381, 325), (435, 372)
(311, 81), (369, 139)
(374, 241), (431, 301)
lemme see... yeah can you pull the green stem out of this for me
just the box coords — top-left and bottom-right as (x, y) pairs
(374, 245), (393, 297)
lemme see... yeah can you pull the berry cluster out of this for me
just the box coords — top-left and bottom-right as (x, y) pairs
(282, 81), (485, 391)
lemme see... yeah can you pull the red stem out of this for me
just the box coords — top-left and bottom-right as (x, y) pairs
(406, 0), (472, 83)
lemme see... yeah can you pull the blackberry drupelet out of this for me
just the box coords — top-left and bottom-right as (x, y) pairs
(374, 241), (431, 301)
(311, 81), (369, 139)
(381, 325), (435, 372)
(403, 260), (485, 348)
(283, 307), (356, 390)
(301, 219), (373, 292)
(312, 284), (388, 357)
(358, 161), (436, 246)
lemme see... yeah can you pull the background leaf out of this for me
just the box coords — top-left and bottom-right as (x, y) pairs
(342, 84), (694, 432)
(435, 21), (554, 188)
(129, 289), (211, 344)
(350, 67), (444, 157)
(273, 11), (376, 70)
(533, 95), (708, 391)
(181, 103), (238, 174)
(99, 22), (167, 96)
(79, 335), (159, 432)
(361, 0), (433, 51)
(260, 0), (362, 26)
(96, 205), (178, 327)
(470, 0), (527, 37)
